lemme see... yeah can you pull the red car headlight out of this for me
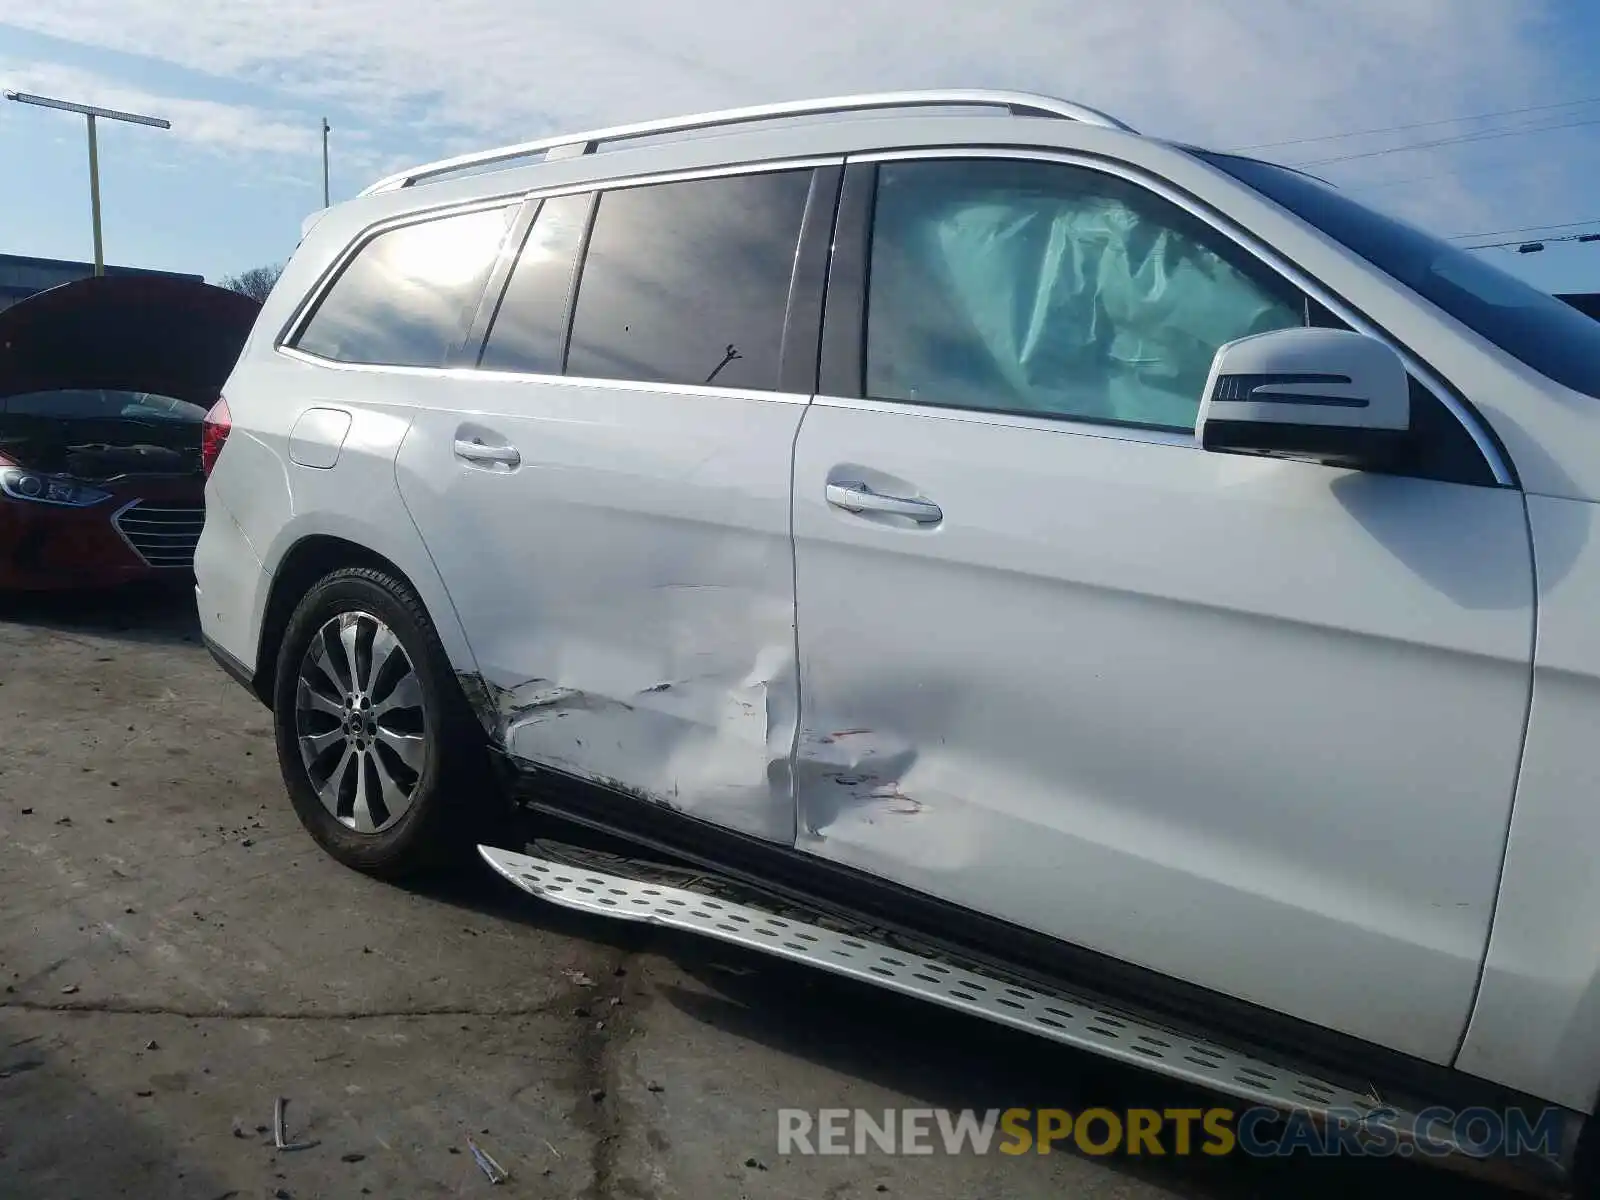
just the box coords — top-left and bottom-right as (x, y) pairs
(0, 467), (113, 508)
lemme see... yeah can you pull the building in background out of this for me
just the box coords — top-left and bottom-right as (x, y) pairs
(0, 253), (201, 315)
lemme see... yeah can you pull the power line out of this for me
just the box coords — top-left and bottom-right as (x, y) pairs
(1464, 230), (1600, 252)
(1355, 161), (1532, 191)
(1342, 129), (1600, 191)
(1298, 115), (1600, 167)
(1446, 217), (1600, 241)
(1231, 94), (1600, 151)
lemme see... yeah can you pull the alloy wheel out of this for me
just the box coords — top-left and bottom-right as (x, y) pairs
(294, 610), (428, 833)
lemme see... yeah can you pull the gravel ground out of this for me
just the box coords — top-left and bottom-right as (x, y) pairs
(0, 584), (1520, 1199)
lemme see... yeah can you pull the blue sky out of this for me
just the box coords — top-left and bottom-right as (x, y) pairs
(1, 0), (1597, 293)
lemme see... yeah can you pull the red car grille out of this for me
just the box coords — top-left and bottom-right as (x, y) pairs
(112, 501), (206, 569)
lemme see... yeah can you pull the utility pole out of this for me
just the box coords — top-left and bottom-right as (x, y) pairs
(322, 117), (331, 208)
(86, 114), (102, 274)
(5, 90), (171, 276)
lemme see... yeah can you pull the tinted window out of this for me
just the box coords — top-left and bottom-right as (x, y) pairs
(294, 205), (514, 368)
(0, 390), (206, 420)
(566, 170), (811, 390)
(480, 192), (592, 374)
(1197, 151), (1600, 399)
(865, 159), (1305, 431)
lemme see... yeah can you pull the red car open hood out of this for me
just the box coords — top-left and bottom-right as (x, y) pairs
(0, 274), (260, 406)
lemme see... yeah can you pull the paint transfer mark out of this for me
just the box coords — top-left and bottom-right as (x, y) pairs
(456, 671), (500, 739)
(456, 672), (638, 745)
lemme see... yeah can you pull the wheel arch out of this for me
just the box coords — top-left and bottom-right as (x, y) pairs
(252, 533), (473, 709)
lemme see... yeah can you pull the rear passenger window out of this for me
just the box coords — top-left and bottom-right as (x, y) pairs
(294, 205), (514, 368)
(565, 170), (811, 391)
(480, 192), (593, 374)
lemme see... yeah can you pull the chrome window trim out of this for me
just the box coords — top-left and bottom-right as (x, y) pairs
(275, 345), (811, 406)
(814, 393), (1197, 447)
(509, 154), (844, 204)
(848, 147), (1515, 487)
(276, 343), (489, 382)
(277, 155), (843, 368)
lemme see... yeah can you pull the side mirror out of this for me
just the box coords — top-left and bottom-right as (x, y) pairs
(1195, 327), (1410, 470)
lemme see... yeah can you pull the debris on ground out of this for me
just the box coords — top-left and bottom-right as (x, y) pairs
(561, 969), (595, 988)
(273, 1096), (319, 1152)
(230, 1117), (250, 1139)
(466, 1135), (509, 1184)
(144, 1039), (159, 1051)
(59, 985), (78, 995)
(744, 1156), (768, 1170)
(340, 1152), (365, 1163)
(646, 1081), (665, 1093)
(589, 1088), (606, 1103)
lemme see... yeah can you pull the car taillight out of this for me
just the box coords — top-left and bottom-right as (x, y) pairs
(202, 397), (232, 478)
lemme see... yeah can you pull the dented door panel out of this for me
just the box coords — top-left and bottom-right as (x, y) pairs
(790, 397), (1533, 1064)
(396, 380), (805, 842)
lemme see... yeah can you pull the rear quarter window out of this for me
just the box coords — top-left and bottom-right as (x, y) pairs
(292, 205), (515, 368)
(564, 169), (812, 391)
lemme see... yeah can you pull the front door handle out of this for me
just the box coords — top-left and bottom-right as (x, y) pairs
(826, 481), (943, 524)
(454, 438), (521, 468)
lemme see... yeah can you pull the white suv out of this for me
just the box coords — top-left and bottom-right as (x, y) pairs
(196, 90), (1600, 1187)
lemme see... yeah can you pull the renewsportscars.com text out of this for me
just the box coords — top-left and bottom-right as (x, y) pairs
(776, 1105), (1567, 1160)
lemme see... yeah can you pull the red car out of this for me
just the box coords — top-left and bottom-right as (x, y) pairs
(0, 274), (258, 590)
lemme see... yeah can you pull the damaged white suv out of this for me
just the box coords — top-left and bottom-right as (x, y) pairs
(198, 90), (1600, 1188)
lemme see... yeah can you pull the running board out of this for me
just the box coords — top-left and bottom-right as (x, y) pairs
(479, 843), (1557, 1181)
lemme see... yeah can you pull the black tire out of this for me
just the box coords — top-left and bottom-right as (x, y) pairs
(272, 565), (498, 878)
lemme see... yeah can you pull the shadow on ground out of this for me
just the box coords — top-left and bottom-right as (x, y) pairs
(0, 1016), (234, 1200)
(412, 853), (1523, 1200)
(658, 950), (1516, 1199)
(0, 580), (201, 647)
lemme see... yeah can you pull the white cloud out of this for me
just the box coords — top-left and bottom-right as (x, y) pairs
(0, 0), (1586, 234)
(0, 0), (1557, 138)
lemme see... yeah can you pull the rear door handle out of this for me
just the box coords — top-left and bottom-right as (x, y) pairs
(454, 438), (521, 468)
(826, 481), (942, 524)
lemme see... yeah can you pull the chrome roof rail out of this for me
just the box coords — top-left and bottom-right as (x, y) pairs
(361, 89), (1135, 195)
